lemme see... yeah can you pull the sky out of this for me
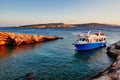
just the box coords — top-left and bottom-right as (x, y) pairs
(0, 0), (120, 26)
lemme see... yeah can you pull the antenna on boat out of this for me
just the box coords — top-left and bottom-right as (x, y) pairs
(99, 30), (101, 36)
(87, 30), (91, 34)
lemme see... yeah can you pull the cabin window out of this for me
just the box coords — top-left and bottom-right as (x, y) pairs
(86, 39), (88, 42)
(104, 38), (106, 41)
(99, 39), (102, 42)
(96, 39), (98, 42)
(79, 38), (89, 42)
(79, 38), (82, 41)
(82, 38), (85, 41)
(101, 38), (103, 41)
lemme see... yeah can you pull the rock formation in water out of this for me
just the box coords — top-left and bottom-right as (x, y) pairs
(0, 31), (61, 46)
(91, 41), (120, 80)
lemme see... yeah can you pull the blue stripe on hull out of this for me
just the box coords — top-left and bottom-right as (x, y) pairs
(74, 42), (106, 50)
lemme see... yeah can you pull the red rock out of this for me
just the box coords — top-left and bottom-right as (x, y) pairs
(0, 31), (59, 46)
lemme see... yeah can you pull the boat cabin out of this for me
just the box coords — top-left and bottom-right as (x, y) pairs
(76, 32), (106, 44)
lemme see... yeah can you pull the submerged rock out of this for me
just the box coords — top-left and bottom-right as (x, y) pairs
(0, 31), (61, 46)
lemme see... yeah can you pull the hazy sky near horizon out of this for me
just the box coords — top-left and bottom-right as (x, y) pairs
(0, 0), (120, 26)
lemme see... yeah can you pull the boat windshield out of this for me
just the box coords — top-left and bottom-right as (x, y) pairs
(79, 38), (88, 41)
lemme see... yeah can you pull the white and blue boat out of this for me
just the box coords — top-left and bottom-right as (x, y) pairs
(73, 31), (106, 51)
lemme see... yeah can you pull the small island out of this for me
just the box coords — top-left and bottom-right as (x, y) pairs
(18, 23), (120, 28)
(18, 23), (72, 28)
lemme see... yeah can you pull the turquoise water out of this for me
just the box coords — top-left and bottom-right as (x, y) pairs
(0, 26), (120, 80)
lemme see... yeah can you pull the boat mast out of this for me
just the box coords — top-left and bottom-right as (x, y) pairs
(98, 31), (101, 36)
(98, 31), (101, 42)
(87, 31), (91, 35)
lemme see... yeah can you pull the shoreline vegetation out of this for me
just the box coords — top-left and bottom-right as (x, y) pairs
(0, 31), (63, 46)
(91, 40), (120, 80)
(18, 23), (120, 28)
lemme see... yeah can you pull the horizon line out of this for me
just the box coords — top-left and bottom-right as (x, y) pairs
(1, 22), (120, 27)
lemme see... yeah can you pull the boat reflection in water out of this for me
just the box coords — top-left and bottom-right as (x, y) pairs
(74, 47), (114, 80)
(74, 47), (110, 62)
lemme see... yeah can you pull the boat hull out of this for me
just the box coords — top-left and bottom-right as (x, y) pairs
(74, 42), (106, 51)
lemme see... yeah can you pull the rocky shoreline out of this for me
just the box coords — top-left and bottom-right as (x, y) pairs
(91, 41), (120, 80)
(0, 31), (62, 46)
(2, 31), (120, 80)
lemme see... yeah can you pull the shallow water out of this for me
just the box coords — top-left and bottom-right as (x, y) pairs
(0, 26), (120, 80)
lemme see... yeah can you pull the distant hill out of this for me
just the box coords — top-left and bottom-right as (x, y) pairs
(73, 23), (115, 27)
(18, 23), (120, 28)
(19, 23), (73, 28)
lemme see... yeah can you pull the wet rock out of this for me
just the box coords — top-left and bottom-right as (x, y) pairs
(115, 44), (120, 49)
(92, 75), (110, 80)
(0, 36), (15, 45)
(106, 45), (120, 58)
(14, 72), (39, 80)
(106, 50), (119, 58)
(56, 37), (63, 39)
(25, 72), (36, 78)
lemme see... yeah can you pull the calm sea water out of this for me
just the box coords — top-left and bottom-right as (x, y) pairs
(0, 26), (120, 80)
